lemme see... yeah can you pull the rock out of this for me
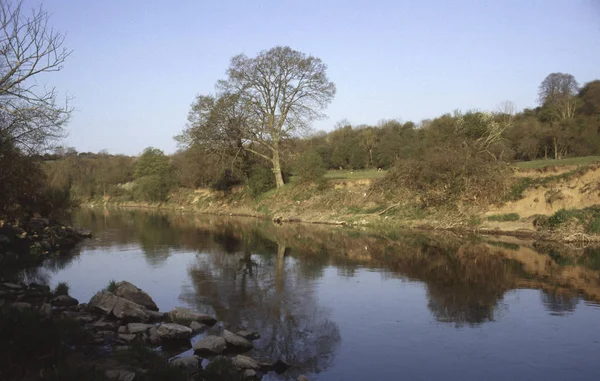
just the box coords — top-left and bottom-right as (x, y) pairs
(127, 323), (153, 334)
(51, 295), (79, 307)
(169, 355), (201, 370)
(39, 303), (52, 316)
(193, 335), (227, 355)
(190, 321), (207, 333)
(0, 299), (5, 308)
(232, 355), (260, 370)
(112, 297), (149, 322)
(113, 281), (158, 311)
(2, 282), (22, 290)
(148, 326), (160, 345)
(272, 360), (290, 374)
(236, 330), (260, 341)
(244, 369), (257, 379)
(118, 334), (136, 343)
(29, 283), (51, 293)
(99, 330), (118, 344)
(156, 323), (192, 341)
(118, 325), (127, 334)
(12, 302), (32, 310)
(105, 369), (136, 381)
(75, 315), (95, 324)
(223, 330), (253, 350)
(168, 307), (217, 326)
(74, 227), (93, 238)
(298, 376), (309, 381)
(92, 320), (118, 330)
(88, 291), (119, 315)
(145, 309), (166, 322)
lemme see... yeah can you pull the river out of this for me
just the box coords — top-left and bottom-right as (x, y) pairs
(26, 208), (600, 380)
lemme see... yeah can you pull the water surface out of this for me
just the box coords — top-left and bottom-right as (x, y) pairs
(32, 208), (600, 380)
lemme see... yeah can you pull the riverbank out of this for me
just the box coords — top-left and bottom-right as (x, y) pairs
(0, 217), (92, 278)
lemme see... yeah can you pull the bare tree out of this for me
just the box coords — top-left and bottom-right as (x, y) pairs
(0, 0), (72, 153)
(218, 46), (336, 188)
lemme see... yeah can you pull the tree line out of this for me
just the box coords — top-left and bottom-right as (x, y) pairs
(39, 71), (600, 206)
(1, 0), (599, 213)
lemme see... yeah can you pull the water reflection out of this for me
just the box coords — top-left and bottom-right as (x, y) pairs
(27, 208), (600, 380)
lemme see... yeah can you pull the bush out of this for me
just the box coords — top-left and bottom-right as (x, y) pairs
(294, 150), (327, 183)
(247, 166), (275, 197)
(133, 175), (173, 202)
(105, 279), (118, 293)
(487, 213), (520, 222)
(211, 169), (242, 192)
(54, 282), (70, 296)
(379, 147), (510, 209)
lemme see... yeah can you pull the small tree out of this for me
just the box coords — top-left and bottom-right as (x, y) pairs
(134, 147), (175, 202)
(294, 150), (326, 183)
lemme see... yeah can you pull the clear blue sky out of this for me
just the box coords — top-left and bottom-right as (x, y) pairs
(28, 0), (600, 155)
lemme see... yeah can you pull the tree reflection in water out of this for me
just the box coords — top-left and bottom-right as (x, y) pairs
(181, 235), (341, 379)
(22, 208), (600, 377)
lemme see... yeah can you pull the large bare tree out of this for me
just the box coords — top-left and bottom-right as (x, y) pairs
(0, 0), (72, 153)
(217, 46), (336, 188)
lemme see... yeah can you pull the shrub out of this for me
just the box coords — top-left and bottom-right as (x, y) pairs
(487, 213), (520, 222)
(105, 279), (118, 293)
(211, 169), (242, 192)
(247, 166), (275, 197)
(294, 150), (326, 183)
(54, 282), (70, 296)
(133, 175), (173, 202)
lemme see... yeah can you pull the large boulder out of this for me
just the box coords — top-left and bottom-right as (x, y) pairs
(127, 323), (154, 334)
(156, 323), (192, 341)
(88, 291), (119, 315)
(112, 297), (149, 322)
(168, 307), (217, 326)
(232, 355), (260, 370)
(223, 330), (253, 350)
(193, 335), (227, 355)
(113, 281), (158, 311)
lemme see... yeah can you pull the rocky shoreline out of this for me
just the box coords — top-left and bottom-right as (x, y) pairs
(0, 280), (307, 381)
(0, 216), (92, 273)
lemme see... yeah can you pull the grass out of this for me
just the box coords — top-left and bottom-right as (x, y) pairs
(538, 206), (600, 234)
(487, 213), (520, 222)
(105, 279), (118, 293)
(506, 166), (590, 201)
(54, 281), (70, 296)
(514, 156), (600, 169)
(324, 169), (387, 180)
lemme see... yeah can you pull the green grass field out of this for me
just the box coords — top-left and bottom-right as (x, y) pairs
(514, 156), (600, 169)
(324, 169), (387, 180)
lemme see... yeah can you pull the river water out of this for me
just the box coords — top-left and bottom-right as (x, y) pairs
(28, 208), (600, 380)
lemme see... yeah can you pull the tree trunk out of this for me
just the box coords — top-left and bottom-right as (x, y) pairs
(553, 137), (559, 160)
(272, 149), (285, 188)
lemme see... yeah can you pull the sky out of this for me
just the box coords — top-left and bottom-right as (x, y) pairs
(24, 0), (600, 155)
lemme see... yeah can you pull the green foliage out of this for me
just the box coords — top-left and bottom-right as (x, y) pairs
(247, 166), (276, 197)
(539, 206), (600, 234)
(487, 213), (520, 222)
(105, 279), (118, 293)
(133, 175), (172, 202)
(294, 150), (326, 183)
(212, 169), (243, 192)
(54, 282), (70, 296)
